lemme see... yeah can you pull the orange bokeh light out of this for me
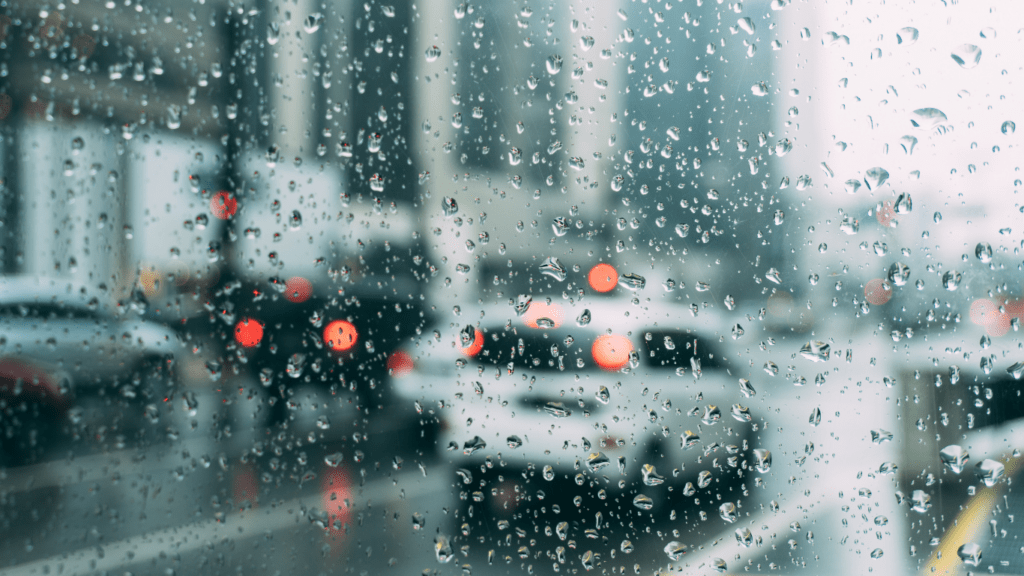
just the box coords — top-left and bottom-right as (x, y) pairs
(461, 328), (484, 356)
(387, 350), (414, 377)
(864, 278), (892, 306)
(592, 334), (634, 371)
(523, 302), (564, 329)
(324, 320), (358, 352)
(284, 276), (313, 303)
(210, 191), (238, 220)
(234, 318), (265, 348)
(588, 263), (618, 293)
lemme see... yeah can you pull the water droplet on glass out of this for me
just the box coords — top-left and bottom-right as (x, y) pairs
(894, 193), (913, 214)
(434, 535), (454, 563)
(546, 55), (562, 75)
(586, 452), (610, 471)
(897, 27), (919, 45)
(887, 262), (911, 286)
(942, 270), (962, 291)
(641, 464), (665, 486)
(951, 44), (982, 69)
(1001, 120), (1016, 135)
(809, 407), (822, 427)
(975, 459), (1005, 487)
(800, 341), (831, 362)
(462, 436), (486, 455)
(618, 273), (646, 291)
(267, 22), (280, 45)
(958, 543), (983, 566)
(911, 108), (948, 130)
(753, 448), (772, 473)
(303, 13), (324, 34)
(441, 196), (458, 216)
(863, 167), (889, 190)
(1007, 362), (1024, 380)
(576, 309), (592, 326)
(939, 445), (969, 474)
(910, 489), (931, 513)
(539, 257), (567, 282)
(664, 542), (687, 561)
(425, 46), (442, 62)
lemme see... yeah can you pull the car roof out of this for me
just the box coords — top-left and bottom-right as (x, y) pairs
(0, 276), (108, 310)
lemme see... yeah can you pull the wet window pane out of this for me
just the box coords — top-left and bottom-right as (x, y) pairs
(1, 1), (1021, 575)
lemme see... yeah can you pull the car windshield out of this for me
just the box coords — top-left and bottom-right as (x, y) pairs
(2, 2), (1020, 576)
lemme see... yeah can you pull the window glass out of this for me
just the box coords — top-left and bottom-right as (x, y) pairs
(0, 2), (1019, 576)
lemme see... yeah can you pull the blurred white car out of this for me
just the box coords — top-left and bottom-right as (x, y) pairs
(393, 297), (759, 495)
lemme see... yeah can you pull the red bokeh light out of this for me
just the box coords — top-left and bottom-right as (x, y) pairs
(588, 263), (618, 293)
(324, 320), (358, 352)
(864, 278), (892, 306)
(232, 464), (258, 510)
(523, 301), (564, 329)
(387, 350), (414, 377)
(461, 328), (483, 356)
(321, 467), (352, 534)
(970, 298), (1015, 337)
(210, 191), (238, 220)
(592, 334), (634, 371)
(284, 276), (313, 303)
(234, 318), (264, 348)
(876, 201), (897, 228)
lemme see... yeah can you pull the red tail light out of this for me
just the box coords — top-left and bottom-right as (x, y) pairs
(0, 360), (65, 410)
(324, 320), (358, 351)
(387, 350), (414, 376)
(592, 334), (633, 371)
(322, 467), (352, 534)
(234, 318), (265, 348)
(210, 190), (238, 220)
(284, 276), (312, 303)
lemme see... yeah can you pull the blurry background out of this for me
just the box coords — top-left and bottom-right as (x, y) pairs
(0, 0), (1021, 575)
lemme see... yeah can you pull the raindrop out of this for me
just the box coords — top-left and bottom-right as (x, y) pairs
(442, 197), (458, 216)
(800, 341), (831, 362)
(958, 543), (982, 567)
(618, 273), (646, 291)
(546, 55), (563, 75)
(911, 108), (948, 130)
(975, 242), (993, 263)
(863, 167), (890, 190)
(303, 13), (324, 34)
(939, 445), (969, 474)
(888, 262), (911, 286)
(425, 46), (442, 62)
(719, 502), (738, 523)
(539, 257), (567, 281)
(1002, 120), (1016, 135)
(753, 449), (772, 473)
(942, 270), (962, 291)
(975, 459), (1005, 487)
(950, 44), (982, 69)
(664, 542), (687, 561)
(896, 27), (919, 45)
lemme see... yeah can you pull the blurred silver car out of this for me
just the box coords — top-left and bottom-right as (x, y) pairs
(0, 277), (189, 462)
(393, 297), (759, 499)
